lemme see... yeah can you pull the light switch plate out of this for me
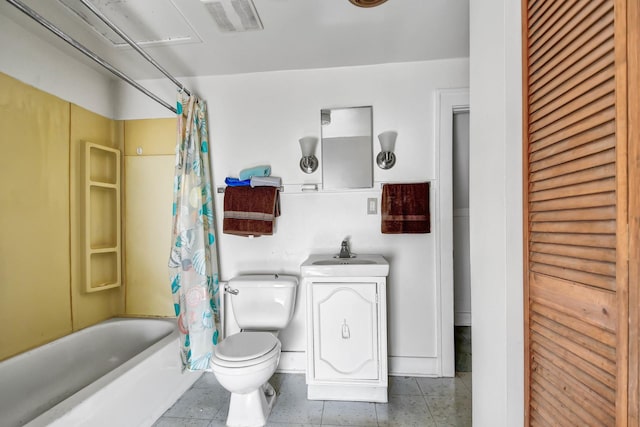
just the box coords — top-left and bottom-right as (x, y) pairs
(367, 198), (377, 215)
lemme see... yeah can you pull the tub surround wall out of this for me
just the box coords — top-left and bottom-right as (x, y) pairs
(123, 119), (176, 317)
(117, 59), (469, 376)
(0, 15), (124, 359)
(0, 70), (175, 360)
(0, 73), (125, 361)
(70, 105), (125, 330)
(0, 73), (72, 360)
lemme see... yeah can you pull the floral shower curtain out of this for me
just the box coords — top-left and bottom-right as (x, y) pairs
(168, 92), (220, 371)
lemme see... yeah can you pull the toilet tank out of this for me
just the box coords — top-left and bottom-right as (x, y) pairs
(228, 274), (298, 330)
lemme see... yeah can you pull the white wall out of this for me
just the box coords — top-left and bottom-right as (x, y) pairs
(469, 0), (523, 425)
(117, 58), (469, 375)
(0, 10), (115, 118)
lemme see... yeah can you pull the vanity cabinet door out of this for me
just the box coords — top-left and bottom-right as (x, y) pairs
(311, 282), (378, 381)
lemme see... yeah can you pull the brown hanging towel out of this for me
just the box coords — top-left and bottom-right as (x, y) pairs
(223, 186), (280, 236)
(381, 182), (430, 234)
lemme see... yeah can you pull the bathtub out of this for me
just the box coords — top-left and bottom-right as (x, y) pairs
(0, 317), (202, 427)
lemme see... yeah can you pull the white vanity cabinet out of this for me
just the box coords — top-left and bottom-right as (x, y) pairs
(301, 254), (389, 403)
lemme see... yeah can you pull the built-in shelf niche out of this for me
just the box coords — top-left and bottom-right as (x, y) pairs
(83, 142), (121, 293)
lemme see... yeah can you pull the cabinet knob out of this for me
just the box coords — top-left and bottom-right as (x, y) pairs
(341, 319), (350, 339)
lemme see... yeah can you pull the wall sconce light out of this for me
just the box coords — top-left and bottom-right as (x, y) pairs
(299, 136), (319, 173)
(376, 131), (397, 169)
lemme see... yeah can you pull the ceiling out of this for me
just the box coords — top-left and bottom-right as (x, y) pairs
(1, 0), (469, 80)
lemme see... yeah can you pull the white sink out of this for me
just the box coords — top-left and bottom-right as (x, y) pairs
(301, 254), (389, 277)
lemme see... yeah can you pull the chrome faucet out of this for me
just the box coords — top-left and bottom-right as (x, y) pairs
(339, 239), (351, 258)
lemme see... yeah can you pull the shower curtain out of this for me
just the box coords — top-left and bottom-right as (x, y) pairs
(168, 92), (221, 371)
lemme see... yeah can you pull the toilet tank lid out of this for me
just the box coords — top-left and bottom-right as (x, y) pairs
(229, 274), (298, 287)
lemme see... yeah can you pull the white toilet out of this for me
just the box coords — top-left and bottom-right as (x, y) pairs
(211, 274), (298, 427)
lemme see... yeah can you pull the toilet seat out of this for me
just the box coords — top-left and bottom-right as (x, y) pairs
(212, 331), (280, 368)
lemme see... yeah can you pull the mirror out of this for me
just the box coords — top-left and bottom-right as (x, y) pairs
(321, 106), (373, 189)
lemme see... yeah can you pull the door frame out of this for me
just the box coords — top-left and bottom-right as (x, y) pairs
(436, 88), (470, 377)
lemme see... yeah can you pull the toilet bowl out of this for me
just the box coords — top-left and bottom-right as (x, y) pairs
(210, 274), (298, 427)
(211, 332), (281, 427)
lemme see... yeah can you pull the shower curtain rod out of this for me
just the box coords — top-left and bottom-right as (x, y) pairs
(5, 0), (189, 114)
(77, 0), (191, 97)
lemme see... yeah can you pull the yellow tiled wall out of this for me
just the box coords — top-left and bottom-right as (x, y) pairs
(0, 73), (124, 361)
(123, 119), (176, 316)
(0, 73), (72, 360)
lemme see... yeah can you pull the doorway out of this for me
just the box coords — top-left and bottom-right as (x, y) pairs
(452, 110), (471, 372)
(436, 88), (469, 377)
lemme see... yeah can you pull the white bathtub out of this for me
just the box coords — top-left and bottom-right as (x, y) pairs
(0, 317), (202, 427)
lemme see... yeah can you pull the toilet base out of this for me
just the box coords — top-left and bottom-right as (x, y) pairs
(226, 382), (276, 427)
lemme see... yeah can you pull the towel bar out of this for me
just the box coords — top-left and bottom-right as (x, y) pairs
(217, 186), (284, 194)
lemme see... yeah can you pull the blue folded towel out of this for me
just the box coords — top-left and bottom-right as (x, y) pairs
(239, 165), (271, 181)
(250, 176), (281, 188)
(225, 177), (251, 187)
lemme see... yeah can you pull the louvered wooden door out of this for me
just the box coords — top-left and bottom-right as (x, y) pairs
(523, 0), (631, 425)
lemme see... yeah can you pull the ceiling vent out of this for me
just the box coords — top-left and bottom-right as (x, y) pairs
(200, 0), (263, 33)
(58, 0), (201, 47)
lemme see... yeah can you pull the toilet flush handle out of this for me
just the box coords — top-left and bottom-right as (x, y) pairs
(224, 284), (239, 295)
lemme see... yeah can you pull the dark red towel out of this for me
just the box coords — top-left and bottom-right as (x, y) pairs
(381, 182), (430, 234)
(223, 186), (280, 237)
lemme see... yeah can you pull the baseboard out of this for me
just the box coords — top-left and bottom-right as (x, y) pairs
(308, 383), (387, 403)
(277, 351), (306, 373)
(277, 353), (442, 377)
(388, 356), (440, 377)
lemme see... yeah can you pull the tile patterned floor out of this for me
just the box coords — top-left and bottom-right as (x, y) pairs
(154, 372), (471, 427)
(454, 326), (472, 373)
